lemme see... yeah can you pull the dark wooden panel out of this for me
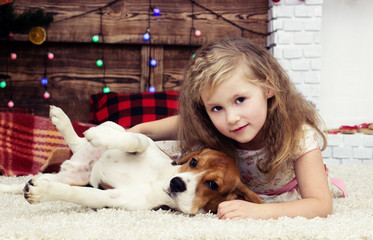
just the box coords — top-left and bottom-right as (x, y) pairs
(0, 0), (268, 122)
(10, 0), (268, 45)
(140, 45), (164, 92)
(162, 45), (198, 91)
(0, 41), (142, 121)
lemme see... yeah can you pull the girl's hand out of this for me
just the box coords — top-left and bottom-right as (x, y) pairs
(217, 200), (264, 220)
(217, 150), (333, 220)
(126, 115), (179, 140)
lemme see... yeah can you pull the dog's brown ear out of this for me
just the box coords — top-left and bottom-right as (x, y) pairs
(177, 150), (202, 165)
(232, 182), (262, 204)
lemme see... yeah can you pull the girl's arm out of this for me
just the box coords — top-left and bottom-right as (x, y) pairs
(217, 149), (332, 220)
(126, 115), (179, 141)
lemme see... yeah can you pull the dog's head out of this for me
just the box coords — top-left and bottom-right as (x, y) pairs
(165, 148), (262, 214)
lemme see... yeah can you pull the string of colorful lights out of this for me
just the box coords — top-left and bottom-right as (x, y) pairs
(2, 0), (269, 108)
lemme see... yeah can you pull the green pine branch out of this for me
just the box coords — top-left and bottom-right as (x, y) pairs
(0, 4), (54, 38)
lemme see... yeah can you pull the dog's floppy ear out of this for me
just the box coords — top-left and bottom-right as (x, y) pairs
(230, 182), (262, 204)
(177, 150), (202, 165)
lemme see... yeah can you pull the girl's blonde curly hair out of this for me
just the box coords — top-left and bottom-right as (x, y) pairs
(178, 38), (327, 181)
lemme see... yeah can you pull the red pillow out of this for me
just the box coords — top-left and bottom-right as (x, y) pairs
(90, 91), (179, 128)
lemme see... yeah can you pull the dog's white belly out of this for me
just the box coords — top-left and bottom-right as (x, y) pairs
(90, 149), (160, 188)
(88, 148), (178, 209)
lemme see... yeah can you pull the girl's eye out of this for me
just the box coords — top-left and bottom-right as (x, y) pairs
(235, 97), (245, 104)
(212, 106), (223, 112)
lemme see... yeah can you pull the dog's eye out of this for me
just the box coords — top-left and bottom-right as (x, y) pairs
(189, 158), (198, 168)
(205, 181), (219, 191)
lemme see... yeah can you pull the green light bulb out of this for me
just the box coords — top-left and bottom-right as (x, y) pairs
(0, 80), (6, 88)
(103, 87), (110, 93)
(96, 59), (103, 67)
(92, 35), (100, 42)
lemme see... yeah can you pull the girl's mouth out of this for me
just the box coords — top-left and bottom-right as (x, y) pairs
(232, 124), (248, 133)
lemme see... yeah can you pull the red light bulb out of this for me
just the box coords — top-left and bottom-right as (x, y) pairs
(194, 29), (201, 37)
(10, 53), (17, 60)
(48, 52), (54, 60)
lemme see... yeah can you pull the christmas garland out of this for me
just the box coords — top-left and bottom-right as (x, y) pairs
(0, 3), (53, 39)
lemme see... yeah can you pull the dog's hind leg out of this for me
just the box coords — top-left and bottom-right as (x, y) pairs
(50, 106), (87, 153)
(0, 183), (25, 194)
(100, 121), (126, 132)
(84, 124), (151, 153)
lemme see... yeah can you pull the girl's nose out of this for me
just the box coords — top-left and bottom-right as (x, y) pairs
(226, 109), (240, 124)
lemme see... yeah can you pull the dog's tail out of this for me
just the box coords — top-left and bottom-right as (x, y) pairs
(0, 183), (25, 194)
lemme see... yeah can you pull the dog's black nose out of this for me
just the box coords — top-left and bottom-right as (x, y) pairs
(170, 177), (186, 193)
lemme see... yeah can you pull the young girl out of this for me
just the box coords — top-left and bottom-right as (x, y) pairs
(129, 38), (345, 220)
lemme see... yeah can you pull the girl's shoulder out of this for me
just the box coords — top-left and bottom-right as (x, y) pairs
(300, 124), (320, 146)
(236, 124), (320, 161)
(296, 124), (321, 160)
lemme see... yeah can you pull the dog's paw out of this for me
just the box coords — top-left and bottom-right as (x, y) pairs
(100, 121), (125, 132)
(50, 105), (70, 131)
(84, 124), (119, 148)
(23, 179), (51, 204)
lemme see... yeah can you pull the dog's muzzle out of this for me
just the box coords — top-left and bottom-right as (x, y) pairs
(170, 177), (186, 193)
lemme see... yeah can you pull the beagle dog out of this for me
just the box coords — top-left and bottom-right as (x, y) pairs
(0, 106), (261, 214)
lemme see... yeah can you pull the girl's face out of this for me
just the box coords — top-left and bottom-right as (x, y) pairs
(201, 67), (273, 149)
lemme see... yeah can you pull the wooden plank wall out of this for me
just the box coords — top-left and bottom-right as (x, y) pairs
(0, 0), (268, 122)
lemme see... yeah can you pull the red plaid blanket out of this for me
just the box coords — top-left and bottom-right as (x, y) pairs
(0, 112), (92, 176)
(90, 91), (179, 128)
(1, 91), (178, 176)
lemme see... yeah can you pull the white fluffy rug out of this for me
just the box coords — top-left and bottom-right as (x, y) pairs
(0, 164), (372, 240)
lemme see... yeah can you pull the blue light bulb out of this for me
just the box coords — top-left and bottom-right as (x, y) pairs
(143, 32), (150, 41)
(150, 59), (157, 67)
(153, 8), (160, 16)
(41, 78), (48, 85)
(149, 86), (156, 93)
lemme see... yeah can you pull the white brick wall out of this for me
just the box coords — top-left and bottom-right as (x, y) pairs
(268, 0), (373, 165)
(269, 0), (322, 108)
(323, 134), (373, 165)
